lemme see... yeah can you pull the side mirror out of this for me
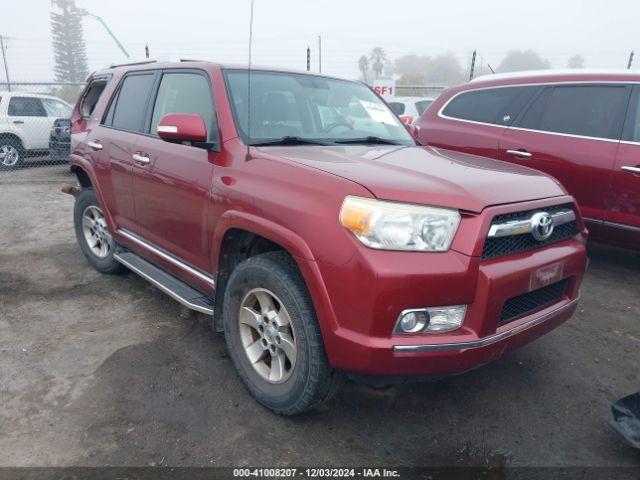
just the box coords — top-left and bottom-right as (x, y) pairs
(406, 123), (421, 145)
(157, 113), (207, 144)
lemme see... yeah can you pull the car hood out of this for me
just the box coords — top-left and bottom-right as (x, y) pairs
(257, 145), (566, 213)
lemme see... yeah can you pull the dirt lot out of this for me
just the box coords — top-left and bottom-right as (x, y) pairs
(0, 167), (639, 468)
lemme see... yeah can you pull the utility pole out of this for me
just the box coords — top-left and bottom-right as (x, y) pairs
(318, 35), (322, 73)
(306, 47), (310, 71)
(628, 51), (634, 70)
(469, 50), (477, 80)
(0, 35), (10, 92)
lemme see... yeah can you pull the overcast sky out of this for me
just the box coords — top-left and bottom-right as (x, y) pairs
(3, 0), (640, 82)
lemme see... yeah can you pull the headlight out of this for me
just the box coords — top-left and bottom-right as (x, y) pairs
(339, 196), (460, 251)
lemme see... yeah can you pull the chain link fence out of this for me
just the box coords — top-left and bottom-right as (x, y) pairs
(0, 81), (82, 182)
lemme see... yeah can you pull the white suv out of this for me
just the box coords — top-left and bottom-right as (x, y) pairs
(0, 91), (72, 169)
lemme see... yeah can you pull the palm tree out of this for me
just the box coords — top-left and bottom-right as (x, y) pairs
(358, 55), (370, 83)
(369, 47), (386, 79)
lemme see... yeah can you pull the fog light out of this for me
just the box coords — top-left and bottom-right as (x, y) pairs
(394, 305), (466, 334)
(397, 310), (428, 333)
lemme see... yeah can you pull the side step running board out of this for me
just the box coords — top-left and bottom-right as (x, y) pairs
(114, 251), (214, 315)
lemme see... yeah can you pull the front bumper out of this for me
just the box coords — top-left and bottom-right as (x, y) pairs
(394, 295), (579, 353)
(314, 198), (588, 377)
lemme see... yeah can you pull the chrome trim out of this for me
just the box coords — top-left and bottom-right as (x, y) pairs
(621, 166), (640, 174)
(436, 81), (629, 144)
(487, 209), (575, 239)
(114, 253), (213, 315)
(506, 149), (532, 158)
(132, 153), (150, 165)
(117, 229), (215, 286)
(87, 141), (103, 151)
(393, 296), (580, 353)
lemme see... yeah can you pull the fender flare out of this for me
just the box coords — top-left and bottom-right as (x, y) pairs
(68, 154), (117, 231)
(212, 211), (340, 333)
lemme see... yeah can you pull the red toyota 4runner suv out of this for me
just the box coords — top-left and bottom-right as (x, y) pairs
(416, 70), (640, 251)
(66, 61), (587, 415)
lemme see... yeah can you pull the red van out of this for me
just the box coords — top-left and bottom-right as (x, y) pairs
(416, 70), (640, 250)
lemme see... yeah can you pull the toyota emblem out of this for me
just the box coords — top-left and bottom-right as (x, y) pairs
(531, 212), (554, 241)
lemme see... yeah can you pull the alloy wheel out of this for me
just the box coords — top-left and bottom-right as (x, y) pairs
(239, 288), (297, 384)
(0, 145), (19, 167)
(82, 205), (113, 258)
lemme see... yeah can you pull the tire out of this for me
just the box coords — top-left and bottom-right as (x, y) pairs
(223, 251), (344, 415)
(0, 137), (25, 170)
(73, 188), (125, 274)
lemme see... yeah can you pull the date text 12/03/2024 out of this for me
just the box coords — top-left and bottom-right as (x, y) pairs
(233, 468), (401, 478)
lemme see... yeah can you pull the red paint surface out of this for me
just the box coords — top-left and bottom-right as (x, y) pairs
(70, 63), (588, 377)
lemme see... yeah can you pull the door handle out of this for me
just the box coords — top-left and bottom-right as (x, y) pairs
(621, 165), (640, 175)
(13, 120), (24, 125)
(506, 149), (532, 159)
(87, 141), (103, 151)
(132, 153), (150, 165)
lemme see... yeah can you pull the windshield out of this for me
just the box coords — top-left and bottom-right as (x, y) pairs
(42, 98), (72, 118)
(224, 70), (414, 146)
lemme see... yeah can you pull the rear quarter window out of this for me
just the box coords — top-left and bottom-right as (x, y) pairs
(80, 79), (110, 118)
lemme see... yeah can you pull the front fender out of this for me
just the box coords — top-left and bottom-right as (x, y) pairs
(212, 210), (341, 336)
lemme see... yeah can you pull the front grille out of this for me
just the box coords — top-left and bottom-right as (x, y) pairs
(499, 278), (570, 326)
(482, 204), (579, 260)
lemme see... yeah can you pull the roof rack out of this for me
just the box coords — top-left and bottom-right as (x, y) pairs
(109, 59), (158, 69)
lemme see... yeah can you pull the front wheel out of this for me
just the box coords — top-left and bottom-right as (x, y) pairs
(223, 251), (343, 415)
(73, 188), (125, 274)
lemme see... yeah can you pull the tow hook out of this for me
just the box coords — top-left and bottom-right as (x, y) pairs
(61, 184), (80, 198)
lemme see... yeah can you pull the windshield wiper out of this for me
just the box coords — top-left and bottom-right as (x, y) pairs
(250, 136), (332, 146)
(333, 136), (409, 146)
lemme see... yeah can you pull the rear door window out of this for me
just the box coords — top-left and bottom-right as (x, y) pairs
(105, 73), (155, 132)
(519, 85), (629, 140)
(149, 72), (218, 143)
(8, 97), (47, 117)
(442, 86), (537, 125)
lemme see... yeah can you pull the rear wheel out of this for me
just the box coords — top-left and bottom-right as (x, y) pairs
(73, 188), (125, 274)
(223, 251), (343, 415)
(0, 138), (24, 170)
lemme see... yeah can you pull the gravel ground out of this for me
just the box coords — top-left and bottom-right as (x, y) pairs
(0, 167), (639, 468)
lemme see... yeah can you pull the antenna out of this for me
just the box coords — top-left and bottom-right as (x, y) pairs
(245, 0), (255, 161)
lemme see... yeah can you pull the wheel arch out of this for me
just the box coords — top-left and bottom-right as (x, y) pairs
(0, 132), (25, 150)
(68, 155), (117, 232)
(211, 213), (339, 340)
